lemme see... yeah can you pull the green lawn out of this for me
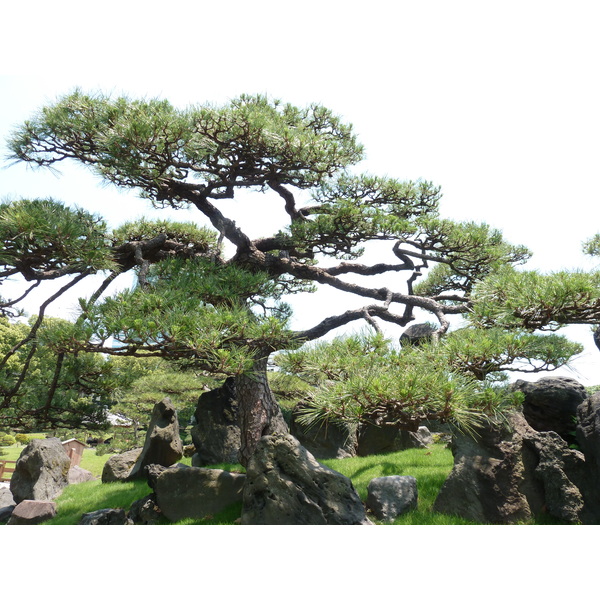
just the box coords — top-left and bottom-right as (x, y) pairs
(34, 443), (471, 525)
(1, 442), (535, 525)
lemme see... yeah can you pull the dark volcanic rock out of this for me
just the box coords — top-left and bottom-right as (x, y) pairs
(512, 376), (586, 445)
(433, 412), (586, 524)
(191, 378), (241, 465)
(242, 433), (369, 525)
(128, 398), (183, 480)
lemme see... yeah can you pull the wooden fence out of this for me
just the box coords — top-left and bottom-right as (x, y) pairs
(0, 460), (16, 482)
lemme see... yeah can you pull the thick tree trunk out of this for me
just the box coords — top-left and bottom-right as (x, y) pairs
(236, 352), (288, 467)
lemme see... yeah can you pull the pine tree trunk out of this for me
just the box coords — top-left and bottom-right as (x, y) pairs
(236, 352), (288, 467)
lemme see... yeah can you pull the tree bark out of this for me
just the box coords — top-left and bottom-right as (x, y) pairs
(236, 352), (288, 467)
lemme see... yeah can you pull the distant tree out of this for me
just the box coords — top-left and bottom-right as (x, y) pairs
(5, 91), (600, 462)
(0, 316), (116, 430)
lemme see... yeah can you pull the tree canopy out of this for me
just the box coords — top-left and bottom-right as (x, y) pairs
(3, 91), (600, 457)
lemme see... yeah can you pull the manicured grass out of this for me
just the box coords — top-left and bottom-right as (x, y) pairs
(45, 479), (155, 525)
(3, 441), (553, 525)
(40, 443), (466, 525)
(321, 444), (476, 525)
(79, 448), (116, 477)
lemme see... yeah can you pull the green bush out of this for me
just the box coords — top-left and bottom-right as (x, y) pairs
(0, 434), (16, 447)
(14, 433), (30, 445)
(95, 444), (111, 456)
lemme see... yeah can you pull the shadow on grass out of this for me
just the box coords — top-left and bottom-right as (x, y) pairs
(45, 479), (153, 525)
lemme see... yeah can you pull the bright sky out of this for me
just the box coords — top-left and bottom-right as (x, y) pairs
(2, 0), (597, 575)
(1, 1), (600, 389)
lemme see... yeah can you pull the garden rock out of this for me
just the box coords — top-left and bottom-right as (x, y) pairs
(433, 412), (586, 524)
(576, 392), (600, 522)
(512, 376), (587, 445)
(366, 475), (418, 521)
(10, 437), (71, 504)
(128, 397), (183, 480)
(0, 486), (15, 509)
(101, 447), (142, 483)
(241, 433), (369, 525)
(400, 322), (438, 346)
(191, 378), (241, 465)
(80, 508), (132, 525)
(357, 424), (432, 456)
(128, 493), (162, 524)
(7, 500), (57, 524)
(0, 487), (16, 523)
(0, 504), (14, 523)
(68, 465), (96, 484)
(153, 464), (246, 522)
(289, 401), (357, 459)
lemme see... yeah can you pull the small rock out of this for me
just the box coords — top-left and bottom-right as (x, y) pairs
(80, 508), (132, 525)
(68, 465), (97, 484)
(128, 494), (162, 524)
(367, 475), (418, 521)
(7, 500), (57, 525)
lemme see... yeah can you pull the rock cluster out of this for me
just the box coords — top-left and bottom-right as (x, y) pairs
(434, 412), (586, 523)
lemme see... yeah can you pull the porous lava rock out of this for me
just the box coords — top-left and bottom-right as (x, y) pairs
(512, 376), (587, 445)
(128, 398), (183, 480)
(242, 433), (369, 525)
(433, 412), (586, 524)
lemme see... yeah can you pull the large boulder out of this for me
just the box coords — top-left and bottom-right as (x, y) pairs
(190, 378), (288, 466)
(512, 376), (587, 445)
(366, 475), (418, 522)
(7, 500), (57, 525)
(356, 424), (432, 456)
(101, 448), (142, 483)
(241, 433), (369, 525)
(191, 378), (241, 465)
(152, 464), (246, 522)
(10, 438), (71, 504)
(289, 401), (357, 459)
(128, 398), (183, 480)
(433, 412), (586, 524)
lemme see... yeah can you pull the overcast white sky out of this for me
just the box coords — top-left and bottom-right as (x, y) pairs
(2, 1), (600, 384)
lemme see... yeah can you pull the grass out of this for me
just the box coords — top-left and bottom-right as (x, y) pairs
(37, 443), (469, 525)
(1, 441), (555, 525)
(321, 444), (476, 525)
(43, 479), (154, 525)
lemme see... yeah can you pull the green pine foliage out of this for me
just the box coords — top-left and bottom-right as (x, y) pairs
(274, 333), (523, 435)
(0, 198), (114, 281)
